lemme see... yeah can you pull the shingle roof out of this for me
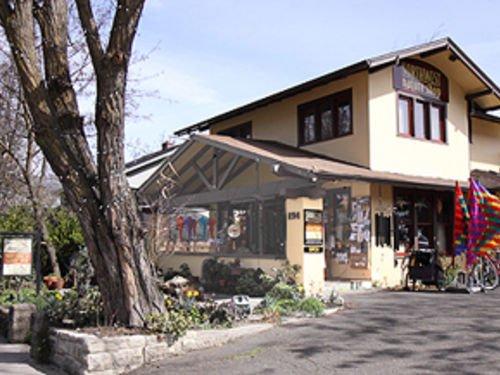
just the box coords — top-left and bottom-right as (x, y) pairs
(138, 134), (464, 192)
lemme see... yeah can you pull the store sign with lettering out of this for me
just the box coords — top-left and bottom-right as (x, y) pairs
(393, 60), (448, 102)
(1, 236), (33, 276)
(304, 246), (323, 254)
(304, 209), (323, 249)
(288, 212), (300, 220)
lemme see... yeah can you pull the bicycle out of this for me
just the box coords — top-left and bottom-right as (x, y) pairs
(449, 250), (499, 293)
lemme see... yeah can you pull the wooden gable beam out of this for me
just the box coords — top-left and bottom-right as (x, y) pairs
(217, 155), (241, 189)
(193, 161), (214, 191)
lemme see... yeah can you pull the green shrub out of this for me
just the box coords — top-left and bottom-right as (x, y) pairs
(0, 206), (34, 232)
(265, 282), (302, 303)
(268, 298), (299, 315)
(145, 310), (192, 339)
(235, 269), (274, 297)
(298, 297), (325, 317)
(273, 261), (301, 284)
(44, 287), (103, 327)
(0, 287), (41, 307)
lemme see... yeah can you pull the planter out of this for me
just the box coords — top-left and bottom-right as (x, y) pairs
(43, 276), (65, 290)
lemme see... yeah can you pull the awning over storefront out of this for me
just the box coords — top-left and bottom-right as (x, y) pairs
(139, 134), (466, 196)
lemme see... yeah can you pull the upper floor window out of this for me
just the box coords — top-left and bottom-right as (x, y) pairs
(298, 89), (353, 146)
(398, 96), (447, 142)
(394, 60), (448, 143)
(218, 122), (252, 138)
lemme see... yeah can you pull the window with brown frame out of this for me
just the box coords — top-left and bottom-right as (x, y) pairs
(298, 89), (353, 146)
(398, 95), (447, 142)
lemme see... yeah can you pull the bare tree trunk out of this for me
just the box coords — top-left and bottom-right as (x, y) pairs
(39, 214), (61, 277)
(0, 0), (165, 326)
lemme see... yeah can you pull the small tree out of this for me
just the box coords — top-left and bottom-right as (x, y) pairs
(0, 0), (164, 326)
(0, 62), (61, 275)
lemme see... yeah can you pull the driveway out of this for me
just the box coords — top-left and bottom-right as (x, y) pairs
(133, 289), (500, 375)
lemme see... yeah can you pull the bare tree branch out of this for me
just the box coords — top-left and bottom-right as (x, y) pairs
(75, 0), (103, 71)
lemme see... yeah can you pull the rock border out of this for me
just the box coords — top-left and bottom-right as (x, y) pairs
(48, 323), (273, 374)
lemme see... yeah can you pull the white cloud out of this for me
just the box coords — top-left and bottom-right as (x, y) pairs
(129, 57), (219, 106)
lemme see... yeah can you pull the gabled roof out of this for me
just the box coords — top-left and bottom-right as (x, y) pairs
(125, 145), (178, 189)
(139, 134), (466, 194)
(174, 37), (500, 136)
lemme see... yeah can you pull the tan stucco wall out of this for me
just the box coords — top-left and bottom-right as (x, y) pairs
(368, 66), (470, 181)
(210, 72), (370, 166)
(369, 183), (401, 287)
(470, 118), (500, 172)
(157, 253), (283, 278)
(285, 197), (325, 295)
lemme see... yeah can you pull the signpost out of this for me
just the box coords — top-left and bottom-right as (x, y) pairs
(0, 232), (40, 291)
(1, 236), (33, 276)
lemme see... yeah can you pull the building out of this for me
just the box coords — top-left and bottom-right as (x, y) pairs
(133, 38), (500, 293)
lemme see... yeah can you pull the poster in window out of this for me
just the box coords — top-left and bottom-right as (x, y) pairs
(349, 196), (370, 269)
(304, 209), (323, 252)
(1, 236), (33, 276)
(334, 249), (349, 264)
(350, 253), (368, 269)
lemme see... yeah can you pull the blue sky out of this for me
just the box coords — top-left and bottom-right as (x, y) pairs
(126, 0), (500, 157)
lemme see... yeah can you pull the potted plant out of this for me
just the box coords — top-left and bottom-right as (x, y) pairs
(43, 274), (65, 290)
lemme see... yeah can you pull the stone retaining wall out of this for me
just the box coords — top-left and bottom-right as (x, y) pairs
(48, 323), (272, 374)
(49, 329), (172, 374)
(0, 304), (35, 343)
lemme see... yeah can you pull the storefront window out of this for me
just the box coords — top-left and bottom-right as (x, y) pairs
(166, 198), (285, 258)
(325, 188), (370, 275)
(415, 195), (433, 249)
(394, 188), (453, 255)
(394, 194), (414, 252)
(262, 200), (286, 255)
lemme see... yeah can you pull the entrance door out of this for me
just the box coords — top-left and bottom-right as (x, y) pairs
(394, 188), (453, 255)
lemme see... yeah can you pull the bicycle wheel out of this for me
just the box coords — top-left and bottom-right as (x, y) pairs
(481, 257), (499, 291)
(466, 264), (483, 294)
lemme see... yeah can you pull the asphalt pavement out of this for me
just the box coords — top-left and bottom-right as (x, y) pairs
(132, 289), (500, 375)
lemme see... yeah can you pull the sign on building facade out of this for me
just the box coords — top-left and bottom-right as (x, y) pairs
(393, 59), (449, 102)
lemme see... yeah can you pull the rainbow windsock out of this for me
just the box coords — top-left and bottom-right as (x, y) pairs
(453, 181), (469, 256)
(467, 178), (500, 253)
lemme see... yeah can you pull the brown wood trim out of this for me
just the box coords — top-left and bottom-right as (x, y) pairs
(297, 88), (353, 146)
(465, 89), (492, 100)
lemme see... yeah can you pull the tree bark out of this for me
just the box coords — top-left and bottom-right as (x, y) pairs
(0, 0), (164, 326)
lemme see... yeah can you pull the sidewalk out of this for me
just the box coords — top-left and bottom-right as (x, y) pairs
(0, 338), (61, 375)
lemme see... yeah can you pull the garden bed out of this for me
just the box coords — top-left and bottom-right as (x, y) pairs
(47, 322), (273, 374)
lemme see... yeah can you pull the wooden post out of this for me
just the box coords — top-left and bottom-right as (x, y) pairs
(35, 231), (42, 295)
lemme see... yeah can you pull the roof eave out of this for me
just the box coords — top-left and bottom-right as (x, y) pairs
(173, 37), (500, 136)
